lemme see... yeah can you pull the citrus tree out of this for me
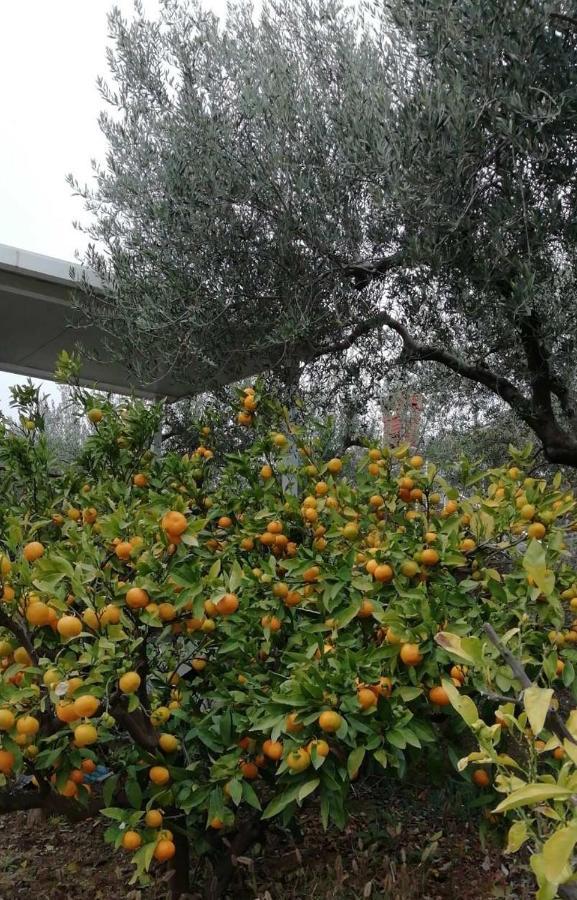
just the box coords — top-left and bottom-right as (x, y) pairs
(0, 366), (577, 897)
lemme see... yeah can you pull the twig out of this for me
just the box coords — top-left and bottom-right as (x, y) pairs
(483, 623), (577, 745)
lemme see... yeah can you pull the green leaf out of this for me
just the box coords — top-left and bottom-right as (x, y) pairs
(434, 632), (483, 665)
(493, 783), (573, 813)
(523, 539), (555, 597)
(262, 784), (302, 819)
(373, 749), (388, 769)
(441, 679), (479, 726)
(347, 747), (365, 778)
(524, 685), (553, 738)
(126, 778), (143, 810)
(297, 778), (320, 803)
(241, 780), (262, 810)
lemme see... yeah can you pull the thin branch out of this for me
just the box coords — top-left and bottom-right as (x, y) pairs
(483, 624), (577, 745)
(0, 608), (38, 665)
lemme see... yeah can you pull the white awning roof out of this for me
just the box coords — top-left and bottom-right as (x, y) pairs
(0, 243), (190, 400)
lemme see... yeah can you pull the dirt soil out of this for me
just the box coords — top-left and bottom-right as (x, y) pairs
(0, 781), (533, 900)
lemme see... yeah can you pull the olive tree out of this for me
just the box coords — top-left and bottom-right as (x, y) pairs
(71, 0), (577, 464)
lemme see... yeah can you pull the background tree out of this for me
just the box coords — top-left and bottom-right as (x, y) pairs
(71, 0), (577, 464)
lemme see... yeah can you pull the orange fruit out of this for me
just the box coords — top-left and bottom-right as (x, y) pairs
(101, 605), (121, 625)
(87, 408), (103, 423)
(74, 723), (98, 747)
(217, 593), (239, 616)
(158, 602), (176, 622)
(154, 839), (176, 862)
(260, 465), (273, 479)
(262, 739), (283, 760)
(145, 809), (163, 828)
(218, 516), (233, 529)
(240, 761), (259, 779)
(16, 715), (40, 736)
(159, 733), (179, 753)
(429, 686), (451, 706)
(318, 710), (343, 733)
(373, 564), (394, 583)
(357, 599), (374, 619)
(23, 541), (44, 563)
(527, 522), (546, 540)
(56, 702), (79, 724)
(421, 548), (439, 566)
(115, 541), (133, 560)
(119, 671), (141, 694)
(149, 766), (170, 786)
(400, 643), (423, 666)
(357, 688), (377, 709)
(126, 588), (149, 609)
(73, 695), (100, 718)
(122, 830), (142, 851)
(0, 750), (15, 774)
(303, 566), (320, 583)
(80, 758), (97, 774)
(286, 748), (311, 772)
(472, 769), (490, 788)
(57, 616), (82, 639)
(0, 709), (15, 731)
(133, 473), (148, 487)
(285, 712), (303, 733)
(26, 601), (51, 627)
(327, 458), (342, 474)
(161, 511), (188, 536)
(307, 739), (330, 758)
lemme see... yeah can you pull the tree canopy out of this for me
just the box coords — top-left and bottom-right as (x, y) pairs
(72, 0), (577, 464)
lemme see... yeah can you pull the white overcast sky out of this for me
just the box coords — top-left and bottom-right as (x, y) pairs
(0, 0), (226, 414)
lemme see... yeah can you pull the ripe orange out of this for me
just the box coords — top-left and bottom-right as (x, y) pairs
(73, 695), (100, 718)
(240, 761), (259, 779)
(159, 733), (179, 753)
(16, 715), (40, 736)
(326, 458), (342, 474)
(400, 643), (423, 666)
(80, 758), (97, 774)
(87, 408), (103, 424)
(357, 688), (377, 709)
(262, 739), (283, 760)
(472, 769), (490, 788)
(218, 516), (233, 529)
(115, 541), (133, 560)
(285, 712), (303, 733)
(0, 709), (15, 731)
(307, 739), (330, 758)
(154, 839), (176, 862)
(101, 605), (121, 626)
(149, 766), (170, 786)
(401, 560), (419, 577)
(373, 564), (394, 583)
(161, 511), (188, 536)
(69, 768), (85, 785)
(26, 601), (51, 627)
(158, 602), (176, 622)
(57, 616), (82, 639)
(56, 702), (79, 724)
(133, 473), (148, 487)
(421, 548), (439, 566)
(119, 671), (141, 694)
(459, 539), (476, 553)
(303, 566), (320, 583)
(126, 587), (149, 609)
(74, 723), (98, 747)
(429, 686), (451, 706)
(527, 522), (546, 540)
(23, 541), (44, 563)
(122, 830), (142, 851)
(260, 465), (273, 479)
(145, 809), (163, 828)
(357, 599), (374, 619)
(286, 748), (311, 772)
(0, 750), (15, 774)
(365, 559), (378, 575)
(217, 593), (239, 616)
(318, 710), (343, 733)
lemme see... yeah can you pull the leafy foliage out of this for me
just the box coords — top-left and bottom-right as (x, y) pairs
(0, 373), (577, 894)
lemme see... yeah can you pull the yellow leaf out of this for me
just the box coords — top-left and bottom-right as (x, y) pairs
(441, 679), (479, 725)
(563, 738), (577, 766)
(541, 824), (577, 884)
(493, 783), (573, 813)
(505, 821), (529, 854)
(524, 685), (553, 737)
